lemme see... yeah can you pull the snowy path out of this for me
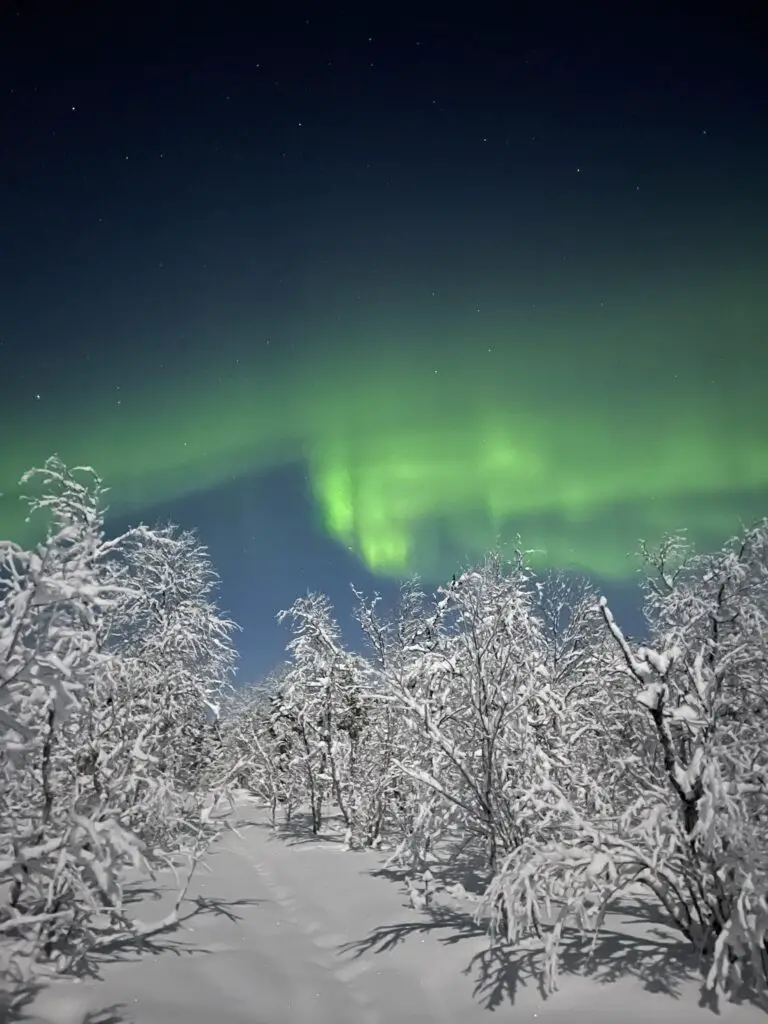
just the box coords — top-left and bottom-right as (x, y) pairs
(18, 801), (768, 1023)
(26, 835), (373, 1024)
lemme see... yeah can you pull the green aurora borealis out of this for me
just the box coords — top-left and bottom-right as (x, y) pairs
(3, 270), (766, 583)
(3, 2), (766, 689)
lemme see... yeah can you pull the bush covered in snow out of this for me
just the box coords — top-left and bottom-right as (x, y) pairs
(355, 557), (632, 882)
(0, 458), (237, 986)
(480, 526), (768, 997)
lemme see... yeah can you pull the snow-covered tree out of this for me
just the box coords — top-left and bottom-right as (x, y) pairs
(275, 593), (376, 843)
(481, 523), (768, 998)
(0, 459), (147, 979)
(101, 522), (238, 795)
(353, 578), (433, 847)
(360, 554), (602, 883)
(0, 458), (237, 984)
(536, 570), (640, 820)
(213, 665), (303, 826)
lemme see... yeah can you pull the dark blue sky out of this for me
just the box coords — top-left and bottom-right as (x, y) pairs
(2, 4), (766, 682)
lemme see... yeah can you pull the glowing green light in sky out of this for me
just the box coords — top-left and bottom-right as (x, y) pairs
(2, 278), (766, 581)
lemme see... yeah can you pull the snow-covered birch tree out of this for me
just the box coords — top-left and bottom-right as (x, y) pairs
(102, 522), (238, 796)
(213, 664), (302, 825)
(275, 593), (375, 843)
(481, 523), (768, 999)
(360, 555), (587, 883)
(0, 457), (238, 984)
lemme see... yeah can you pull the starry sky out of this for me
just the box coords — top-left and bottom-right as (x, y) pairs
(2, 5), (766, 681)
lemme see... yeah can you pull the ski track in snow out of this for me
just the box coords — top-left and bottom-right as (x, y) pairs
(16, 800), (768, 1024)
(232, 815), (438, 1023)
(238, 848), (381, 1024)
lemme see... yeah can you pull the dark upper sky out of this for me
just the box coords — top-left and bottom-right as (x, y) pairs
(2, 3), (767, 681)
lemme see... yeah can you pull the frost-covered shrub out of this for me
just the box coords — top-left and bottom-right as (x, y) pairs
(0, 458), (237, 983)
(273, 593), (383, 845)
(101, 521), (238, 803)
(213, 667), (305, 825)
(357, 557), (624, 884)
(212, 594), (408, 848)
(481, 524), (768, 998)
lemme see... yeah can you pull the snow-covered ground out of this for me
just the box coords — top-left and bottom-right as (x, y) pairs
(13, 798), (768, 1024)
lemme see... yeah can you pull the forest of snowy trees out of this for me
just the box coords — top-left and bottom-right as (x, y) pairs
(2, 457), (767, 1006)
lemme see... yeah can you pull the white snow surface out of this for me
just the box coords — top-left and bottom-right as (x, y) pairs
(11, 796), (767, 1024)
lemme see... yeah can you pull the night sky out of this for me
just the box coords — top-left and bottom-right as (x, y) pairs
(2, 5), (766, 681)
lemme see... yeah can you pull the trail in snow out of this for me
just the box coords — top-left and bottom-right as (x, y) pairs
(17, 800), (768, 1023)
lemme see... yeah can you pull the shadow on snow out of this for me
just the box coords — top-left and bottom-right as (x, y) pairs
(0, 978), (126, 1024)
(0, 885), (266, 1024)
(256, 808), (768, 1017)
(340, 893), (768, 1016)
(244, 808), (350, 848)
